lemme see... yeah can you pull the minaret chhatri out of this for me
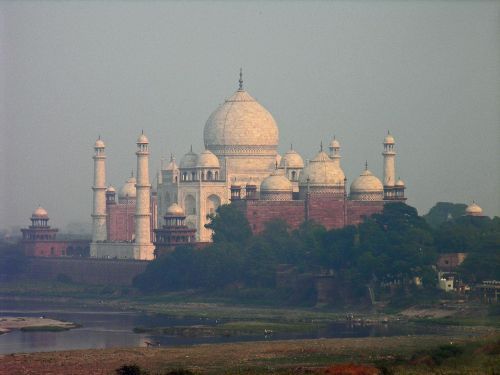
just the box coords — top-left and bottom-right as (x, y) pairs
(382, 131), (396, 187)
(134, 131), (154, 259)
(328, 136), (341, 168)
(91, 137), (107, 243)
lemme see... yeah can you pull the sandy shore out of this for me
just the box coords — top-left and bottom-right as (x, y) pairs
(0, 316), (78, 334)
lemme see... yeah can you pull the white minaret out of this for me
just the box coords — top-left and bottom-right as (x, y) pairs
(328, 136), (341, 168)
(134, 132), (154, 260)
(382, 131), (396, 188)
(91, 137), (107, 244)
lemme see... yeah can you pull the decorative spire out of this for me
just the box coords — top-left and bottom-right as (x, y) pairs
(141, 129), (144, 135)
(190, 145), (193, 152)
(320, 141), (323, 152)
(238, 68), (243, 90)
(290, 143), (293, 150)
(170, 153), (174, 162)
(365, 160), (368, 170)
(131, 170), (134, 177)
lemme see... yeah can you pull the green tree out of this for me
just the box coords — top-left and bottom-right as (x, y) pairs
(205, 204), (252, 243)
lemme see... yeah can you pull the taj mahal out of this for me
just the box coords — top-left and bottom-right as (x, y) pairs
(89, 72), (407, 260)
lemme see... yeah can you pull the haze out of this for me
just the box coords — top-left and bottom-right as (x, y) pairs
(1, 1), (499, 231)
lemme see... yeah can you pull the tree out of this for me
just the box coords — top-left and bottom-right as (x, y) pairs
(423, 202), (467, 228)
(205, 204), (252, 243)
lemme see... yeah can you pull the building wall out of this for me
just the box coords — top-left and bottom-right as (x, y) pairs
(234, 198), (385, 234)
(437, 253), (468, 271)
(22, 240), (90, 257)
(24, 257), (147, 285)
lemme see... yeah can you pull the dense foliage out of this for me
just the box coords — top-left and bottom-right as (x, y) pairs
(0, 242), (28, 281)
(134, 202), (499, 302)
(423, 202), (467, 228)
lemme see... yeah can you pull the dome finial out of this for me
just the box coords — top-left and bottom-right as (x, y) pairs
(365, 160), (368, 170)
(320, 141), (323, 152)
(238, 67), (243, 91)
(290, 143), (293, 150)
(190, 144), (193, 152)
(170, 153), (174, 162)
(131, 170), (134, 178)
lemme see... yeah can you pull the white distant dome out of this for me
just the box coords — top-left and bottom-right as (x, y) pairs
(166, 203), (185, 216)
(32, 206), (48, 218)
(203, 89), (279, 152)
(384, 132), (395, 144)
(395, 179), (405, 187)
(119, 175), (136, 199)
(299, 151), (345, 187)
(196, 149), (220, 168)
(260, 170), (293, 201)
(107, 185), (116, 193)
(94, 138), (105, 148)
(465, 202), (483, 216)
(137, 133), (149, 144)
(329, 137), (340, 149)
(261, 172), (293, 192)
(280, 148), (304, 169)
(179, 150), (198, 169)
(350, 168), (384, 201)
(163, 156), (178, 171)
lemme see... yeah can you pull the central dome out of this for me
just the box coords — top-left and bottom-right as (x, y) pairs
(203, 89), (279, 153)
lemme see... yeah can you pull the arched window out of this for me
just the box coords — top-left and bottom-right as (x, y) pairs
(207, 171), (213, 180)
(184, 195), (196, 215)
(215, 171), (219, 180)
(291, 171), (297, 180)
(206, 194), (221, 216)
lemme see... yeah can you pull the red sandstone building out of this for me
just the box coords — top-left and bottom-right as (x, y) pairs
(20, 207), (89, 257)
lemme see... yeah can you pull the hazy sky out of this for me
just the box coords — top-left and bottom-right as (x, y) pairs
(1, 1), (499, 231)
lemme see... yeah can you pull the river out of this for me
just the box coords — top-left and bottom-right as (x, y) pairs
(0, 300), (449, 354)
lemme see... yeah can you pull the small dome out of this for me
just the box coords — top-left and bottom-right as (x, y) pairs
(32, 206), (48, 218)
(395, 179), (405, 187)
(299, 151), (345, 186)
(107, 185), (116, 193)
(465, 202), (483, 216)
(166, 203), (185, 216)
(350, 169), (384, 193)
(280, 148), (304, 169)
(261, 171), (293, 192)
(384, 132), (395, 144)
(119, 175), (136, 199)
(196, 149), (220, 168)
(204, 89), (279, 149)
(94, 138), (105, 148)
(329, 137), (340, 149)
(137, 133), (149, 144)
(179, 150), (198, 169)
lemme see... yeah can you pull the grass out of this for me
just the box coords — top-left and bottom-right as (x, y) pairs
(20, 325), (72, 332)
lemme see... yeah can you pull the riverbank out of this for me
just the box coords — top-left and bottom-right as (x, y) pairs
(1, 333), (499, 374)
(0, 316), (79, 334)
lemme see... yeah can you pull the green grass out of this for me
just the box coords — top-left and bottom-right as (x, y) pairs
(20, 325), (72, 332)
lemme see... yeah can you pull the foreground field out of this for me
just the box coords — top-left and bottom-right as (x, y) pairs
(2, 333), (499, 375)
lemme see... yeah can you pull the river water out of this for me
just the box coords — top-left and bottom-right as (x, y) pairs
(0, 300), (447, 354)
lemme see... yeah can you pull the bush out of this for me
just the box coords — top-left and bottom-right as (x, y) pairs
(116, 364), (148, 375)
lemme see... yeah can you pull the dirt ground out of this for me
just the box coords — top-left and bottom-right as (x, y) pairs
(0, 334), (486, 375)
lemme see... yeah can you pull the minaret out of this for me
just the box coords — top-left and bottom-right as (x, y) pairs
(382, 131), (396, 199)
(91, 137), (107, 243)
(134, 132), (155, 260)
(329, 136), (341, 167)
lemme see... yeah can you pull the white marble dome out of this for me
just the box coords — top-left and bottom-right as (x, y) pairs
(166, 203), (185, 216)
(137, 133), (149, 144)
(94, 138), (105, 148)
(299, 151), (345, 187)
(261, 171), (293, 192)
(351, 169), (383, 192)
(203, 89), (279, 151)
(465, 202), (483, 216)
(119, 175), (136, 199)
(384, 133), (395, 144)
(280, 148), (304, 169)
(32, 206), (48, 218)
(196, 149), (220, 168)
(107, 185), (116, 193)
(395, 179), (405, 187)
(179, 150), (198, 169)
